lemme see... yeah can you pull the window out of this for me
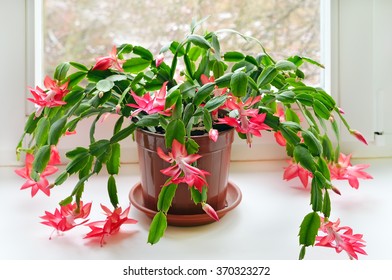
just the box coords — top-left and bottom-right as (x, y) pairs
(33, 0), (324, 162)
(42, 0), (321, 85)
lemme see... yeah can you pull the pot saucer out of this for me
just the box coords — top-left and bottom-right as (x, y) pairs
(129, 181), (242, 227)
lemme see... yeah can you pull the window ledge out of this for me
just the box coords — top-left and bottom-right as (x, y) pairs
(1, 158), (390, 260)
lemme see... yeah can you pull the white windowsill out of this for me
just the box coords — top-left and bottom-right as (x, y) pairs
(1, 157), (391, 260)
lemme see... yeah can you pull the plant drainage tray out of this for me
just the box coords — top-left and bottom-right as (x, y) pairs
(129, 181), (242, 227)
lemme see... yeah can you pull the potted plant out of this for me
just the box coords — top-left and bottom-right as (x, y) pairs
(15, 21), (372, 259)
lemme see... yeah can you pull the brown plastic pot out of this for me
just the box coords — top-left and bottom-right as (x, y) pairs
(135, 128), (234, 216)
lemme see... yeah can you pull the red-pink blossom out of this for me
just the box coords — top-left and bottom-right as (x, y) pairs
(200, 74), (214, 85)
(209, 128), (218, 142)
(200, 74), (228, 97)
(65, 130), (77, 135)
(316, 218), (367, 260)
(49, 145), (61, 165)
(127, 82), (172, 117)
(157, 139), (209, 192)
(218, 96), (271, 146)
(275, 103), (286, 122)
(92, 46), (125, 72)
(202, 203), (219, 221)
(40, 201), (92, 236)
(283, 159), (312, 188)
(274, 131), (286, 146)
(14, 154), (58, 197)
(273, 103), (303, 147)
(329, 153), (373, 189)
(199, 74), (228, 120)
(27, 76), (70, 117)
(350, 129), (368, 145)
(84, 205), (137, 246)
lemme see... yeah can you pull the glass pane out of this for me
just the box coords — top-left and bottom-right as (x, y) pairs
(43, 0), (320, 84)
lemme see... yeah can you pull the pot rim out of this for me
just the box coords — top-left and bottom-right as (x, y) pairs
(136, 126), (234, 140)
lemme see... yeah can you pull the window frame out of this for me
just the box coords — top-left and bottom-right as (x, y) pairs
(0, 0), (27, 166)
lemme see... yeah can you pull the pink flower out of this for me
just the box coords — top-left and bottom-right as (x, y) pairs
(329, 153), (373, 189)
(273, 104), (302, 146)
(92, 46), (125, 72)
(15, 154), (58, 197)
(40, 201), (92, 236)
(274, 131), (286, 146)
(218, 96), (271, 146)
(200, 74), (228, 96)
(65, 130), (77, 135)
(27, 76), (70, 117)
(49, 145), (61, 165)
(200, 73), (228, 118)
(127, 82), (172, 117)
(157, 139), (209, 192)
(155, 53), (164, 67)
(202, 203), (219, 221)
(200, 74), (214, 85)
(275, 103), (286, 122)
(350, 129), (368, 145)
(283, 159), (312, 188)
(209, 128), (218, 142)
(84, 205), (137, 246)
(316, 218), (367, 260)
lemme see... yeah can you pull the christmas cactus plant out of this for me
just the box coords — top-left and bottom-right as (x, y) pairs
(16, 21), (372, 259)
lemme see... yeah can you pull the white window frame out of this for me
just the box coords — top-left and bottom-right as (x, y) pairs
(329, 0), (392, 158)
(2, 0), (391, 167)
(0, 0), (27, 166)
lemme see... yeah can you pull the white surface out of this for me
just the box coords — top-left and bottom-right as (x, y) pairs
(0, 158), (390, 260)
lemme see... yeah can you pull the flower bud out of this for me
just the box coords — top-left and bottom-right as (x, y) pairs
(115, 104), (121, 114)
(98, 91), (104, 98)
(208, 129), (218, 142)
(350, 129), (368, 145)
(332, 185), (341, 195)
(155, 54), (164, 67)
(202, 203), (219, 221)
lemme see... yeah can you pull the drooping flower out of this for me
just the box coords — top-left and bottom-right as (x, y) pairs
(27, 76), (70, 117)
(273, 103), (302, 147)
(274, 131), (286, 146)
(40, 201), (92, 237)
(49, 145), (61, 165)
(127, 81), (172, 117)
(14, 153), (58, 197)
(202, 203), (219, 221)
(200, 74), (214, 85)
(84, 205), (137, 246)
(92, 46), (125, 72)
(65, 129), (77, 135)
(329, 153), (373, 189)
(157, 139), (209, 192)
(283, 159), (312, 188)
(218, 96), (271, 146)
(200, 74), (228, 119)
(316, 218), (367, 260)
